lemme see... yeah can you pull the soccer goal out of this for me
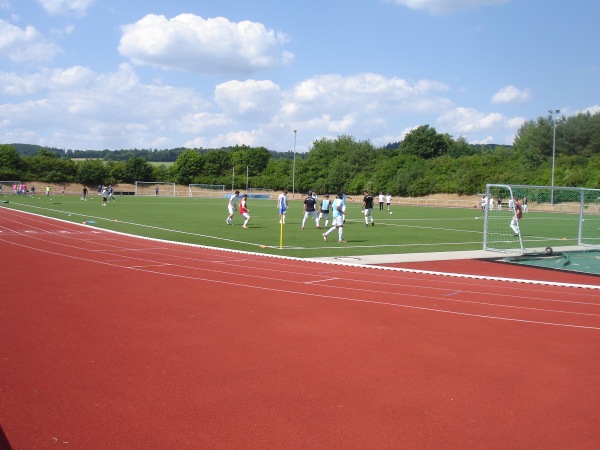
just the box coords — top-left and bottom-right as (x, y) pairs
(188, 184), (226, 198)
(134, 181), (176, 197)
(0, 181), (21, 194)
(483, 184), (600, 255)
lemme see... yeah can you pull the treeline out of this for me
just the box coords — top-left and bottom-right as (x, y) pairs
(2, 111), (599, 196)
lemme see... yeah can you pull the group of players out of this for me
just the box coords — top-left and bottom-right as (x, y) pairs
(226, 189), (392, 244)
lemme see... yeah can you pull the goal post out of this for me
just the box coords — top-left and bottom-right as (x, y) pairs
(134, 181), (176, 197)
(188, 184), (226, 197)
(0, 181), (22, 194)
(483, 184), (600, 255)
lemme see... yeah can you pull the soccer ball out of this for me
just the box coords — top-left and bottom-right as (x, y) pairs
(389, 211), (393, 215)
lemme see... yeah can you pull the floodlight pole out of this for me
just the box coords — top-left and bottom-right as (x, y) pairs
(292, 130), (297, 195)
(549, 109), (560, 204)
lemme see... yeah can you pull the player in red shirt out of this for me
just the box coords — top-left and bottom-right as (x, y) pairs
(239, 194), (251, 229)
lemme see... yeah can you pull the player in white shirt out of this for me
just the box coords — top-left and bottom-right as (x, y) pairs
(277, 190), (288, 224)
(226, 191), (240, 224)
(322, 193), (346, 243)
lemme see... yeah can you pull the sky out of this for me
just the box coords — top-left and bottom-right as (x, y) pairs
(0, 0), (598, 153)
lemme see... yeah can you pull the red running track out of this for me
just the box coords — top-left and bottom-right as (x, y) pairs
(1, 208), (600, 449)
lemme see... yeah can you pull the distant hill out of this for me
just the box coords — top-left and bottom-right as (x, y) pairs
(7, 144), (296, 162)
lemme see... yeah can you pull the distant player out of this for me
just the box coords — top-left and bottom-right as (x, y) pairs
(226, 191), (240, 224)
(362, 190), (375, 226)
(240, 194), (251, 228)
(510, 198), (523, 236)
(385, 193), (392, 211)
(277, 190), (288, 224)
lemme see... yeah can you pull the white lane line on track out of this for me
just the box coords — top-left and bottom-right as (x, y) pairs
(2, 236), (600, 331)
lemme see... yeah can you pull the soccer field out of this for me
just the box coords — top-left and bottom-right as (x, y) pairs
(1, 194), (486, 258)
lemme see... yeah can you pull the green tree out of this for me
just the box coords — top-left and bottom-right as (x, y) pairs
(172, 150), (204, 185)
(76, 159), (108, 186)
(0, 144), (24, 179)
(399, 125), (449, 159)
(203, 150), (233, 180)
(123, 156), (154, 183)
(24, 149), (77, 182)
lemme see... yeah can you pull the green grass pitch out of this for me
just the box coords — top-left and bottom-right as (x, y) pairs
(1, 194), (486, 259)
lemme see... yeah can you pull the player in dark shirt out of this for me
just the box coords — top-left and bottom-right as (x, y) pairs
(302, 191), (320, 229)
(362, 190), (375, 226)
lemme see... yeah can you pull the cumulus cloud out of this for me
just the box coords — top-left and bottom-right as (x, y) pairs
(388, 0), (509, 15)
(0, 63), (537, 150)
(36, 0), (95, 16)
(287, 73), (451, 118)
(119, 14), (293, 75)
(492, 85), (532, 104)
(436, 107), (525, 143)
(0, 20), (61, 63)
(215, 80), (281, 120)
(0, 63), (212, 149)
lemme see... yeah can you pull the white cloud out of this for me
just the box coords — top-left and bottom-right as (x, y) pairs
(0, 63), (212, 149)
(388, 0), (509, 15)
(579, 105), (600, 115)
(36, 0), (95, 16)
(214, 80), (281, 120)
(119, 14), (293, 75)
(436, 107), (526, 143)
(491, 85), (532, 104)
(0, 20), (61, 63)
(287, 73), (451, 118)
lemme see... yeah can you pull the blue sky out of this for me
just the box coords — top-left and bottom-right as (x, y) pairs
(0, 0), (598, 153)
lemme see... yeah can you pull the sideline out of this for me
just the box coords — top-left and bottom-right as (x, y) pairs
(2, 205), (599, 290)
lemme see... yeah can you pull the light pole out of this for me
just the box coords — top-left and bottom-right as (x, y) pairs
(292, 130), (297, 195)
(549, 109), (560, 204)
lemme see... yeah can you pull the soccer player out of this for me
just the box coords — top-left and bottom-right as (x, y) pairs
(240, 194), (251, 228)
(318, 194), (332, 228)
(378, 191), (385, 210)
(510, 198), (523, 236)
(386, 193), (392, 211)
(302, 191), (319, 229)
(226, 191), (240, 225)
(362, 190), (375, 226)
(322, 193), (346, 243)
(277, 190), (288, 224)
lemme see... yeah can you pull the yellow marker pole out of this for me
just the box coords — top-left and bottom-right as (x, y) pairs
(279, 215), (284, 249)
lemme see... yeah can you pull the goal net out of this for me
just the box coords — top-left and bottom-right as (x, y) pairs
(134, 181), (176, 197)
(188, 184), (226, 198)
(483, 184), (600, 255)
(0, 181), (21, 194)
